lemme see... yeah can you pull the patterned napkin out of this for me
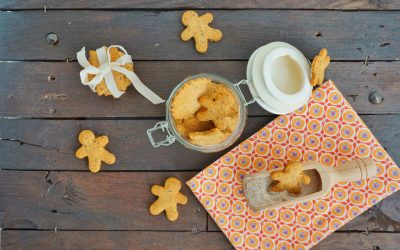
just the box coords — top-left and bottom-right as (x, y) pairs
(187, 81), (399, 250)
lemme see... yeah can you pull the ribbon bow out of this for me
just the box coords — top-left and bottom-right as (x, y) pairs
(77, 45), (165, 104)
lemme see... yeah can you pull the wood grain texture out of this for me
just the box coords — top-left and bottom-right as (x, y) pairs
(1, 231), (232, 250)
(208, 191), (400, 232)
(1, 0), (400, 10)
(0, 61), (398, 118)
(0, 171), (206, 230)
(0, 10), (398, 60)
(0, 3), (399, 250)
(0, 117), (272, 171)
(0, 115), (398, 172)
(2, 231), (400, 250)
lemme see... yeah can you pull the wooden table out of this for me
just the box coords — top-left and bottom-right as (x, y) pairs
(0, 1), (399, 249)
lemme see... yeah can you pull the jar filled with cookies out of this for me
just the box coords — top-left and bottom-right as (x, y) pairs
(147, 74), (249, 153)
(147, 42), (315, 152)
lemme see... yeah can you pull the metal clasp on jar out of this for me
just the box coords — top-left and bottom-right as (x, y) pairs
(147, 121), (176, 148)
(234, 79), (256, 106)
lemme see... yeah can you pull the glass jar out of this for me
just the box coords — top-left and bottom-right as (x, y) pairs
(147, 73), (254, 153)
(147, 42), (312, 153)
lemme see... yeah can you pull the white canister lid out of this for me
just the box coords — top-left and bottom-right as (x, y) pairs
(243, 42), (312, 115)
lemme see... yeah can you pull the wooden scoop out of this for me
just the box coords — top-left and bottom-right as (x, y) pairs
(243, 158), (377, 211)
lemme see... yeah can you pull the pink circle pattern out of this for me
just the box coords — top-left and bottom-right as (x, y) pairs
(187, 81), (399, 250)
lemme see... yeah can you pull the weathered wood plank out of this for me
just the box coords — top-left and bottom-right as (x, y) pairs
(2, 231), (399, 250)
(0, 11), (398, 60)
(0, 117), (272, 171)
(208, 191), (400, 232)
(0, 171), (206, 230)
(1, 231), (232, 250)
(1, 0), (400, 10)
(0, 61), (398, 118)
(0, 115), (398, 172)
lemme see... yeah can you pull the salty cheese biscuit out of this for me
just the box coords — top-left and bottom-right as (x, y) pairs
(149, 177), (188, 221)
(269, 162), (311, 195)
(88, 47), (134, 96)
(197, 84), (238, 118)
(180, 11), (222, 53)
(171, 78), (212, 119)
(212, 116), (239, 131)
(175, 116), (214, 139)
(188, 128), (230, 146)
(75, 130), (116, 173)
(311, 48), (330, 86)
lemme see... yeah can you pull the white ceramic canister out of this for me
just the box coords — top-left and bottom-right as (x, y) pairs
(147, 42), (312, 152)
(246, 41), (312, 114)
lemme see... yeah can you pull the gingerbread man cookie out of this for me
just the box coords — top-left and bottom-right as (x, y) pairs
(269, 162), (311, 195)
(75, 130), (116, 173)
(311, 48), (330, 86)
(180, 10), (222, 53)
(196, 85), (238, 118)
(195, 84), (239, 131)
(149, 177), (188, 221)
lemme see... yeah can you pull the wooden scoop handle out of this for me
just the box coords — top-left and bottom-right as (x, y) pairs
(329, 158), (377, 184)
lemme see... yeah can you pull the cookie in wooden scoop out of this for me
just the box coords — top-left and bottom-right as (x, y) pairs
(244, 158), (377, 211)
(269, 161), (311, 195)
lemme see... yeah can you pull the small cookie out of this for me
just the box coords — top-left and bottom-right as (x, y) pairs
(171, 78), (211, 120)
(88, 47), (134, 96)
(197, 84), (238, 118)
(75, 130), (116, 173)
(188, 128), (230, 146)
(180, 10), (223, 53)
(149, 177), (188, 221)
(311, 48), (330, 86)
(212, 116), (239, 131)
(195, 83), (239, 131)
(269, 162), (311, 195)
(175, 116), (214, 139)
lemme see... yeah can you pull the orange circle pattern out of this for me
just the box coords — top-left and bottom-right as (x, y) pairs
(340, 125), (355, 139)
(273, 129), (288, 144)
(288, 147), (302, 161)
(328, 90), (343, 105)
(326, 106), (340, 120)
(188, 81), (399, 250)
(289, 132), (304, 145)
(255, 142), (269, 156)
(307, 119), (322, 133)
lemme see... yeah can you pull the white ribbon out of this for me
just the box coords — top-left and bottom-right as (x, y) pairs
(77, 45), (165, 104)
